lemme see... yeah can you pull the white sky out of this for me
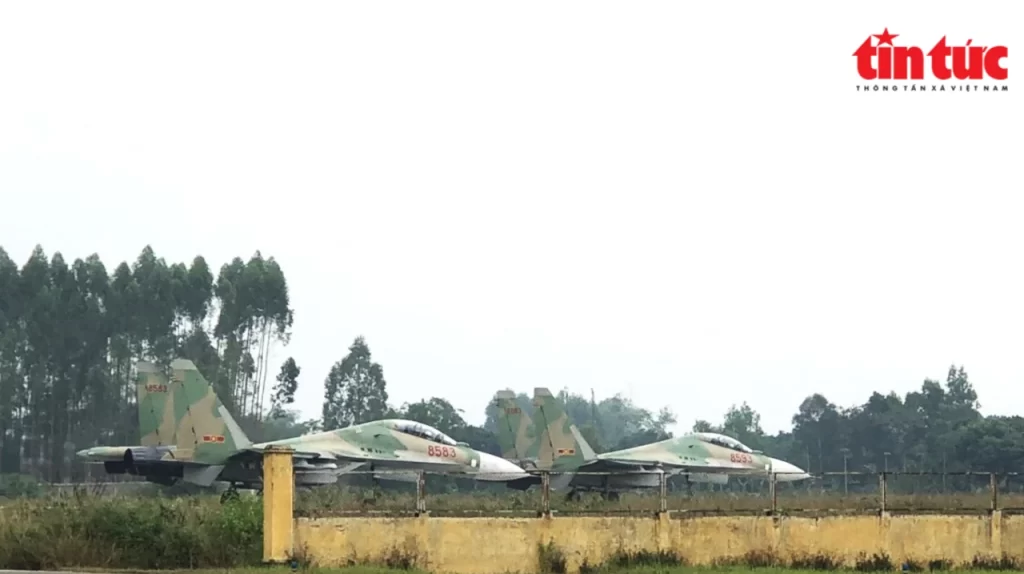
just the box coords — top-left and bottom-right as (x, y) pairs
(1, 1), (1021, 436)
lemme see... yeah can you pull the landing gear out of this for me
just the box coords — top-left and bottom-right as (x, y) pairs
(600, 475), (620, 501)
(220, 486), (240, 504)
(564, 489), (583, 502)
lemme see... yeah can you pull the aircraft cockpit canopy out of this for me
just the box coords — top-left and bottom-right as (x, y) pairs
(692, 432), (754, 453)
(389, 420), (458, 446)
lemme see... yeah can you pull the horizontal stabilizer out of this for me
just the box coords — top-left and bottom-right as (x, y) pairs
(335, 462), (366, 473)
(183, 464), (225, 487)
(550, 471), (575, 491)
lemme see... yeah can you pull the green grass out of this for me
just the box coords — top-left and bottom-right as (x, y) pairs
(294, 486), (1021, 517)
(4, 486), (1016, 516)
(0, 493), (262, 569)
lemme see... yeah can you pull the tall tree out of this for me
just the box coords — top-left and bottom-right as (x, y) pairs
(400, 398), (466, 435)
(791, 393), (846, 474)
(720, 402), (766, 451)
(692, 420), (717, 432)
(213, 252), (294, 421)
(322, 336), (389, 429)
(270, 357), (301, 417)
(0, 244), (299, 482)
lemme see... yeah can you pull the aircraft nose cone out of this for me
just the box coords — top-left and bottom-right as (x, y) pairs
(476, 451), (530, 482)
(770, 458), (810, 481)
(75, 448), (91, 459)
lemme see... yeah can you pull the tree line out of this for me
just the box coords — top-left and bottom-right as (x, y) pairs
(298, 290), (1024, 485)
(472, 366), (1018, 479)
(0, 245), (296, 482)
(0, 244), (1020, 487)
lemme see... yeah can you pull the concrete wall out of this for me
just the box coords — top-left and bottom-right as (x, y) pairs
(295, 511), (1023, 574)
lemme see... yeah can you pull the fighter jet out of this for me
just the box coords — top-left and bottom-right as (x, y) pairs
(77, 359), (529, 496)
(492, 387), (809, 499)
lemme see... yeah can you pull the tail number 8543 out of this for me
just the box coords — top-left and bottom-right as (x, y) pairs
(427, 445), (457, 458)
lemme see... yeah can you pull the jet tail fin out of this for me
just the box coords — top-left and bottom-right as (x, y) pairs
(137, 361), (173, 447)
(492, 390), (534, 461)
(532, 387), (594, 474)
(140, 358), (251, 466)
(569, 424), (598, 461)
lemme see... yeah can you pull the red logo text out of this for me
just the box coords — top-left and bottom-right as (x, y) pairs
(854, 28), (1008, 80)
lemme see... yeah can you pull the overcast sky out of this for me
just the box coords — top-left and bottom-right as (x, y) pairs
(1, 1), (1021, 436)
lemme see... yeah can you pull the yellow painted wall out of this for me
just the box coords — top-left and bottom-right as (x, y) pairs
(262, 446), (295, 563)
(295, 511), (1024, 574)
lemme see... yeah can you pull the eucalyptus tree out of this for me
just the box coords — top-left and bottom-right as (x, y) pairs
(0, 244), (295, 482)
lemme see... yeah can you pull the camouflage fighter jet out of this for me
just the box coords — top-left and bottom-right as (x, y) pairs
(492, 387), (809, 499)
(77, 358), (530, 495)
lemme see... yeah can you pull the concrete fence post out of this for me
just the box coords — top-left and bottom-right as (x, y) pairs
(658, 470), (667, 514)
(416, 470), (427, 514)
(879, 472), (887, 514)
(990, 473), (998, 511)
(263, 445), (295, 564)
(540, 471), (551, 516)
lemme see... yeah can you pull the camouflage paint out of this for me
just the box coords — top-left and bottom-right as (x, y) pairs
(169, 358), (250, 464)
(530, 387), (589, 471)
(530, 386), (774, 474)
(136, 361), (172, 447)
(492, 390), (537, 461)
(496, 386), (808, 486)
(257, 420), (483, 472)
(134, 358), (250, 464)
(79, 358), (526, 487)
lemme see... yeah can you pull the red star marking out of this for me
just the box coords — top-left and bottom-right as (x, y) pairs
(873, 28), (898, 46)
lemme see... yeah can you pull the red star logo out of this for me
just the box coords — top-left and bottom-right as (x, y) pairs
(873, 28), (898, 46)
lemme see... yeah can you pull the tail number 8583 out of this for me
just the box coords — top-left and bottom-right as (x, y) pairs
(427, 445), (457, 458)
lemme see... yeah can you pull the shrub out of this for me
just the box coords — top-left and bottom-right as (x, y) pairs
(0, 473), (47, 498)
(0, 492), (261, 569)
(537, 540), (567, 574)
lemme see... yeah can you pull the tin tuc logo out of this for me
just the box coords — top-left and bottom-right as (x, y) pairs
(853, 28), (1008, 92)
